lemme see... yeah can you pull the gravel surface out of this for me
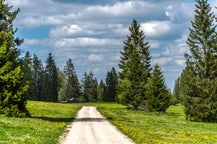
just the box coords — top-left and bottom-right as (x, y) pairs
(59, 106), (135, 144)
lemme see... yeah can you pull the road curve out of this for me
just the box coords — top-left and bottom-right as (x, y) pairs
(59, 106), (135, 144)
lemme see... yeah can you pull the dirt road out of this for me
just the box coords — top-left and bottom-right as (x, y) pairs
(59, 106), (135, 144)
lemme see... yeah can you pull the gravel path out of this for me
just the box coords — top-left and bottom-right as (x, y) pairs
(59, 106), (135, 144)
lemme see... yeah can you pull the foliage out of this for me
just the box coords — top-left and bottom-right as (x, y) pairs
(0, 101), (81, 144)
(104, 67), (118, 102)
(181, 0), (217, 122)
(145, 64), (171, 112)
(117, 19), (151, 109)
(0, 0), (30, 117)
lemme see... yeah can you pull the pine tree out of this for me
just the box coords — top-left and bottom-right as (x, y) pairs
(173, 78), (181, 104)
(117, 19), (151, 109)
(62, 59), (81, 101)
(42, 53), (58, 102)
(21, 51), (33, 100)
(97, 80), (106, 101)
(182, 0), (217, 122)
(105, 67), (118, 102)
(145, 64), (171, 112)
(82, 72), (98, 102)
(0, 0), (30, 117)
(32, 54), (44, 101)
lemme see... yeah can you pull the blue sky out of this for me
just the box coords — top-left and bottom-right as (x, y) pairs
(6, 0), (217, 90)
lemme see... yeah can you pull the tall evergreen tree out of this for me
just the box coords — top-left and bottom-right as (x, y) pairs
(82, 72), (98, 102)
(31, 54), (44, 101)
(41, 53), (58, 102)
(0, 0), (30, 117)
(145, 64), (171, 112)
(21, 51), (33, 100)
(117, 19), (152, 109)
(181, 0), (217, 122)
(97, 80), (106, 101)
(62, 58), (80, 100)
(105, 67), (118, 102)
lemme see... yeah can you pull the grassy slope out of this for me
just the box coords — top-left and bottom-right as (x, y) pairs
(0, 101), (81, 144)
(94, 103), (217, 144)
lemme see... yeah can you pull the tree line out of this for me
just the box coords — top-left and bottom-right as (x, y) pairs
(22, 52), (119, 103)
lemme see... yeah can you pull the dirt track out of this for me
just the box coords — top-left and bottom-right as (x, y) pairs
(59, 106), (135, 144)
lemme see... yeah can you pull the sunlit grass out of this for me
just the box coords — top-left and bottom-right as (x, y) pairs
(0, 101), (81, 144)
(94, 103), (217, 144)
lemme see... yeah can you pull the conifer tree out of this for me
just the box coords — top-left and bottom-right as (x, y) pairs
(97, 80), (106, 101)
(42, 53), (58, 102)
(21, 51), (33, 99)
(117, 19), (151, 109)
(82, 72), (98, 102)
(62, 59), (81, 100)
(0, 0), (30, 117)
(181, 0), (217, 122)
(105, 67), (118, 102)
(146, 64), (171, 112)
(173, 78), (181, 104)
(32, 54), (44, 101)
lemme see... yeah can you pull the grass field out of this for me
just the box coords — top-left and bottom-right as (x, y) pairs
(94, 103), (217, 144)
(0, 101), (81, 144)
(1, 102), (217, 144)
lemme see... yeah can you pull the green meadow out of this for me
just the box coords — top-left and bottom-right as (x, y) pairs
(1, 102), (217, 143)
(95, 103), (217, 144)
(0, 101), (81, 144)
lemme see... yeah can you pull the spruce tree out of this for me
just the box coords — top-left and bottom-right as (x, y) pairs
(146, 64), (171, 112)
(63, 59), (81, 100)
(21, 51), (33, 100)
(173, 78), (181, 104)
(82, 72), (98, 102)
(0, 0), (30, 117)
(42, 53), (58, 102)
(117, 19), (151, 109)
(182, 0), (217, 122)
(97, 80), (106, 101)
(105, 67), (118, 102)
(32, 54), (44, 101)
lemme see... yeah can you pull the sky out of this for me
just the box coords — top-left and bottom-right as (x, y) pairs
(6, 0), (217, 90)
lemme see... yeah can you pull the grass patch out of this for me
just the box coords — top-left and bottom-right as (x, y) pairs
(0, 101), (81, 144)
(93, 103), (217, 144)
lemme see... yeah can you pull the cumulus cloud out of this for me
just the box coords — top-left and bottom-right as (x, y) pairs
(53, 38), (121, 48)
(141, 21), (171, 38)
(88, 54), (104, 62)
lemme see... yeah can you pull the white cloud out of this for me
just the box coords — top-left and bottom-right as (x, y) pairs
(88, 54), (104, 62)
(141, 21), (171, 38)
(165, 3), (193, 23)
(24, 39), (40, 45)
(176, 59), (185, 66)
(152, 57), (172, 66)
(53, 38), (121, 48)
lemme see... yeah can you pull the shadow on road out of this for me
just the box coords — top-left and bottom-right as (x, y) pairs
(32, 116), (74, 122)
(74, 117), (107, 122)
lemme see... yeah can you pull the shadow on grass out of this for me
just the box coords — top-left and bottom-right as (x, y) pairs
(32, 116), (75, 122)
